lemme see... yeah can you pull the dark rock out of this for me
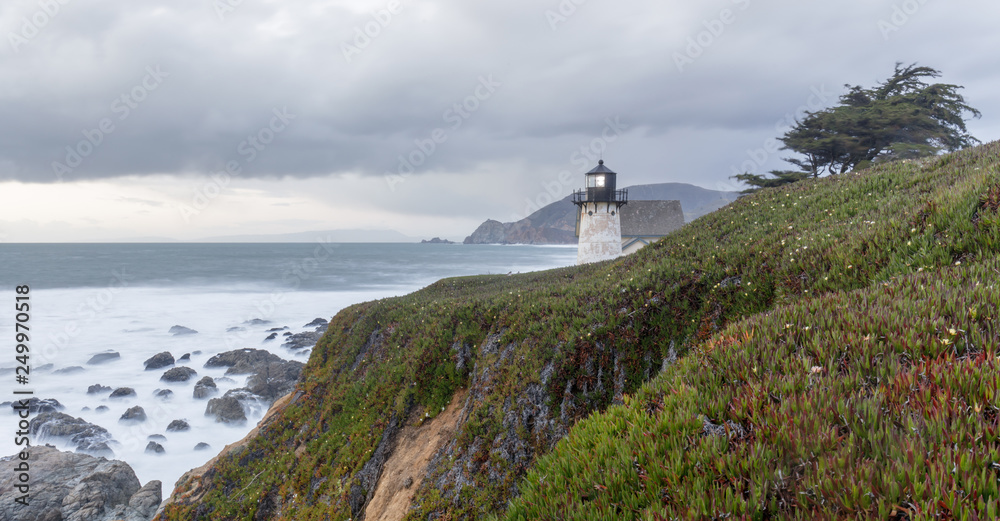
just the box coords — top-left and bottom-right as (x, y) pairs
(304, 317), (329, 328)
(87, 384), (112, 395)
(282, 329), (323, 350)
(421, 237), (456, 244)
(166, 419), (190, 432)
(267, 326), (289, 332)
(87, 351), (121, 365)
(244, 318), (271, 326)
(264, 332), (278, 341)
(246, 360), (304, 401)
(160, 366), (197, 383)
(109, 387), (137, 399)
(145, 441), (165, 454)
(204, 348), (283, 375)
(178, 353), (191, 362)
(154, 389), (174, 400)
(168, 325), (198, 336)
(194, 442), (211, 451)
(82, 406), (91, 412)
(0, 446), (159, 521)
(192, 350), (202, 355)
(193, 376), (218, 399)
(205, 395), (247, 424)
(283, 331), (293, 336)
(95, 405), (110, 413)
(29, 412), (116, 457)
(226, 326), (246, 332)
(53, 366), (85, 375)
(147, 434), (167, 441)
(10, 397), (64, 414)
(119, 406), (147, 423)
(144, 351), (174, 371)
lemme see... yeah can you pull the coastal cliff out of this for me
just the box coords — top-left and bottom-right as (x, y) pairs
(157, 143), (1000, 520)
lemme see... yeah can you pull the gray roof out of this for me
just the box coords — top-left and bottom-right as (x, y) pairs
(621, 200), (684, 237)
(586, 160), (616, 175)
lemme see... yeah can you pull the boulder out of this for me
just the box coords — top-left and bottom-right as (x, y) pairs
(193, 376), (218, 399)
(194, 442), (211, 451)
(204, 348), (283, 375)
(166, 419), (190, 432)
(246, 361), (304, 401)
(87, 384), (112, 395)
(9, 397), (64, 414)
(205, 395), (247, 424)
(0, 446), (159, 521)
(95, 406), (110, 413)
(28, 412), (116, 457)
(119, 406), (147, 423)
(244, 318), (271, 326)
(264, 332), (277, 341)
(53, 366), (85, 375)
(282, 329), (323, 350)
(266, 326), (288, 332)
(178, 353), (191, 362)
(168, 325), (198, 336)
(87, 351), (121, 365)
(304, 317), (329, 328)
(144, 352), (174, 371)
(160, 366), (197, 383)
(226, 326), (245, 332)
(145, 441), (165, 454)
(147, 434), (166, 441)
(109, 387), (137, 399)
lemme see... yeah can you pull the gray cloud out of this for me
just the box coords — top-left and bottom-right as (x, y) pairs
(1, 0), (998, 187)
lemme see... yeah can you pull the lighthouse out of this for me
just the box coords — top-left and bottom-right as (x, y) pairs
(572, 160), (628, 265)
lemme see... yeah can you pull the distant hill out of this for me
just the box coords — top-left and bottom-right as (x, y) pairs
(464, 182), (739, 244)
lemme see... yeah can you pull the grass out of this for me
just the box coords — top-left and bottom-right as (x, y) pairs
(157, 142), (1000, 520)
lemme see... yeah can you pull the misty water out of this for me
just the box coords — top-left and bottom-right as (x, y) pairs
(0, 243), (576, 491)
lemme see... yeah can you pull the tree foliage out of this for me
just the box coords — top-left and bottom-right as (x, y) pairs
(736, 63), (981, 192)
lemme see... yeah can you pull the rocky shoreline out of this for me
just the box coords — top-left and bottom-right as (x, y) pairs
(0, 317), (329, 521)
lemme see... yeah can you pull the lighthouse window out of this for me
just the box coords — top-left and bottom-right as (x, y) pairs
(587, 175), (606, 188)
(595, 175), (605, 187)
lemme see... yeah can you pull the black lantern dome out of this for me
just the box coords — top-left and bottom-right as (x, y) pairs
(572, 160), (628, 207)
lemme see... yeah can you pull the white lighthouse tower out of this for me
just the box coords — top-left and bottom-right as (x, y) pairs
(573, 160), (628, 265)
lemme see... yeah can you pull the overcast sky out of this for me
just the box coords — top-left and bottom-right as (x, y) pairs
(1, 0), (998, 242)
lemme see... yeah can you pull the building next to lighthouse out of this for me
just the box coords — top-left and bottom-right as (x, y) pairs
(573, 161), (686, 265)
(572, 160), (629, 265)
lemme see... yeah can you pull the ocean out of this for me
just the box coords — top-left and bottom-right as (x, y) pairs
(0, 243), (576, 492)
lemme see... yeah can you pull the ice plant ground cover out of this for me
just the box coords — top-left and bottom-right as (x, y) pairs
(159, 141), (1000, 520)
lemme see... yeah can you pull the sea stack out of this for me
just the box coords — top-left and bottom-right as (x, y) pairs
(572, 160), (628, 265)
